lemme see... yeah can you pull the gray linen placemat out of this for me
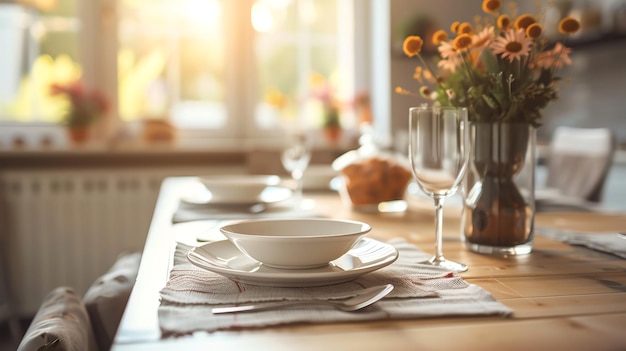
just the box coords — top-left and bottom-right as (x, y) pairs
(158, 239), (513, 335)
(538, 227), (626, 259)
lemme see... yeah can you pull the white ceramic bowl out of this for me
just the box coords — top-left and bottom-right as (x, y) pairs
(220, 218), (372, 269)
(197, 175), (281, 202)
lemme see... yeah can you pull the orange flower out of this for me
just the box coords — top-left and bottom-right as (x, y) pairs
(482, 0), (502, 14)
(558, 16), (580, 34)
(432, 30), (449, 45)
(450, 21), (460, 34)
(395, 86), (410, 95)
(453, 34), (473, 51)
(526, 23), (542, 39)
(413, 66), (423, 82)
(497, 14), (511, 30)
(514, 14), (536, 30)
(403, 36), (424, 57)
(458, 22), (473, 34)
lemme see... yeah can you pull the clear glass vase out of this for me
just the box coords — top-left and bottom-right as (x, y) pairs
(461, 122), (536, 255)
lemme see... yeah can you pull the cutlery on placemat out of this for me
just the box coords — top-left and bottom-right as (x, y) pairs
(211, 284), (394, 314)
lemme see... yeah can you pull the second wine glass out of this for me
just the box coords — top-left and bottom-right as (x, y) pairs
(281, 132), (312, 206)
(408, 105), (469, 272)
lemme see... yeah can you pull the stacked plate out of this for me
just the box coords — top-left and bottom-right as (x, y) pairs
(187, 218), (399, 287)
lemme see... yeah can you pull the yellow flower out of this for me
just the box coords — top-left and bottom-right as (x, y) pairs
(309, 72), (325, 87)
(497, 14), (511, 30)
(265, 88), (287, 109)
(403, 36), (424, 57)
(458, 22), (473, 34)
(482, 0), (502, 14)
(526, 23), (542, 39)
(558, 16), (580, 34)
(413, 66), (423, 82)
(453, 34), (473, 51)
(395, 86), (410, 95)
(450, 21), (460, 33)
(432, 30), (449, 45)
(514, 14), (536, 30)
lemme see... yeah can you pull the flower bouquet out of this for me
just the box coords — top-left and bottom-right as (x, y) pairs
(398, 0), (581, 254)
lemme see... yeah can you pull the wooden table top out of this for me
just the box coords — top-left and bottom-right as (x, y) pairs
(112, 177), (626, 351)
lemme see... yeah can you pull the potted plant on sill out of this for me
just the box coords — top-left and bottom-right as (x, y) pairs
(321, 103), (342, 145)
(50, 81), (110, 144)
(397, 0), (580, 255)
(309, 72), (343, 145)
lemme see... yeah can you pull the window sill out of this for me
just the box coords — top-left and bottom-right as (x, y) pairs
(0, 137), (355, 170)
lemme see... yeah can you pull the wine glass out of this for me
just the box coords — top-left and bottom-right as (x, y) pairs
(408, 105), (469, 272)
(281, 132), (312, 206)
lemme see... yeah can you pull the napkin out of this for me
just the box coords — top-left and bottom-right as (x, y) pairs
(172, 199), (320, 223)
(538, 227), (626, 259)
(158, 239), (513, 335)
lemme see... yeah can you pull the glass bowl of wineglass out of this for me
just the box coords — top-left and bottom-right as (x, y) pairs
(281, 132), (311, 207)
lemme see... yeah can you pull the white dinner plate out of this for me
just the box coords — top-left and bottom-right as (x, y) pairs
(182, 185), (293, 206)
(187, 238), (398, 287)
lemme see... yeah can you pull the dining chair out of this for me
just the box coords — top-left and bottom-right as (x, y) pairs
(16, 287), (98, 351)
(84, 251), (141, 351)
(545, 126), (615, 202)
(17, 251), (141, 351)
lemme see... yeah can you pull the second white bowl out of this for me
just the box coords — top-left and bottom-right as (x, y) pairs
(197, 174), (281, 203)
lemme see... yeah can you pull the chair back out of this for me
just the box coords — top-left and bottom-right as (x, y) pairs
(546, 126), (615, 202)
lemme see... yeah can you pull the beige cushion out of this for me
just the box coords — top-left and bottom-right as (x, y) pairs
(17, 286), (98, 351)
(84, 251), (141, 351)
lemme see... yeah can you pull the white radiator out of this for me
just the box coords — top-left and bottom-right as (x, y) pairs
(0, 167), (217, 316)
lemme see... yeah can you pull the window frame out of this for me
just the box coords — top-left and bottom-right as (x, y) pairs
(2, 0), (382, 149)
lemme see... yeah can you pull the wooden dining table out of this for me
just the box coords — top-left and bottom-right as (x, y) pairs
(112, 177), (626, 350)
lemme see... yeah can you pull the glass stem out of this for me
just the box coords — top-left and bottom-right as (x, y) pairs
(293, 170), (304, 205)
(433, 196), (445, 262)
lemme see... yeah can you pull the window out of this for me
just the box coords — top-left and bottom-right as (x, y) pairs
(0, 0), (367, 147)
(118, 0), (227, 129)
(0, 1), (79, 124)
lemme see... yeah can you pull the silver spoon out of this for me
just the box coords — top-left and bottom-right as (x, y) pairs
(211, 284), (394, 314)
